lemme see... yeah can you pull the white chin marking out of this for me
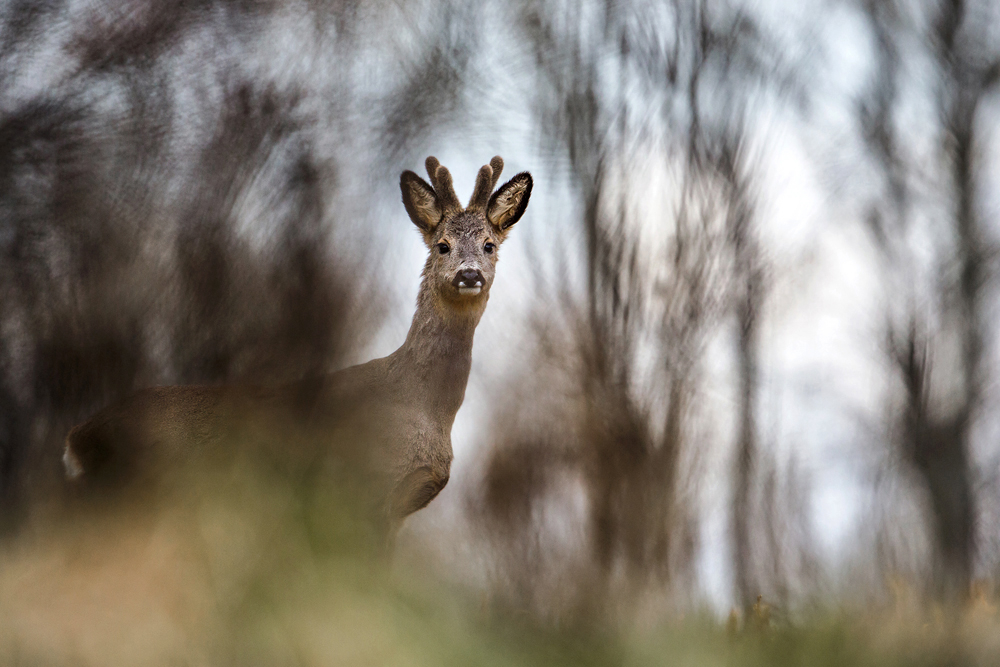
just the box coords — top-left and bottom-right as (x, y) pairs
(458, 286), (482, 296)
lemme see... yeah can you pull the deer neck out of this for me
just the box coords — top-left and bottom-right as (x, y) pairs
(395, 277), (486, 418)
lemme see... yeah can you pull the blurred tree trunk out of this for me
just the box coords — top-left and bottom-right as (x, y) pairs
(911, 0), (991, 601)
(861, 0), (998, 601)
(727, 146), (762, 612)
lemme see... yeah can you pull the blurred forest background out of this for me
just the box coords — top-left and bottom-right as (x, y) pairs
(3, 0), (1000, 663)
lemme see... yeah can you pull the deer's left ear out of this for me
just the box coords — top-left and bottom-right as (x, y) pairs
(487, 172), (532, 234)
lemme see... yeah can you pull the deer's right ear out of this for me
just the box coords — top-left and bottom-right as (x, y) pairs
(400, 171), (442, 236)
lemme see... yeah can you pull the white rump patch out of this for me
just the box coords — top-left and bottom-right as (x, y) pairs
(63, 446), (83, 479)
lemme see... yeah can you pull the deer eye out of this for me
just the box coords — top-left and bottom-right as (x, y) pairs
(437, 243), (450, 254)
(484, 242), (495, 254)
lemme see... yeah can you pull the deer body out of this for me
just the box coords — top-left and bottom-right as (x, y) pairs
(63, 156), (532, 531)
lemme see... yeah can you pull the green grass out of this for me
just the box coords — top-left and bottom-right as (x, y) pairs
(1, 466), (997, 666)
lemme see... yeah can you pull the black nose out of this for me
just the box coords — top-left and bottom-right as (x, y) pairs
(452, 268), (484, 288)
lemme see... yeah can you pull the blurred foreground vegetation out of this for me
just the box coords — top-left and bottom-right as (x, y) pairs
(1, 464), (996, 667)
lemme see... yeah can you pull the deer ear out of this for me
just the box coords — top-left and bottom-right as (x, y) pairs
(400, 170), (442, 235)
(487, 172), (532, 233)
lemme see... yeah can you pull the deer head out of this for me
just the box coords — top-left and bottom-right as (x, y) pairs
(400, 156), (532, 308)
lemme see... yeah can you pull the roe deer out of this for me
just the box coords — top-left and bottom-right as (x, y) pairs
(63, 155), (532, 535)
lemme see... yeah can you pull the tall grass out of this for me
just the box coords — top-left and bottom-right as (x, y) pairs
(1, 455), (996, 666)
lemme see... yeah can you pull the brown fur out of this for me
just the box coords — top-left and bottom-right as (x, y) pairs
(64, 156), (532, 535)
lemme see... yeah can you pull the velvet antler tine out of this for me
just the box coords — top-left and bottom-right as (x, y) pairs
(425, 156), (442, 189)
(423, 156), (460, 213)
(468, 164), (494, 210)
(488, 156), (504, 191)
(433, 165), (461, 213)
